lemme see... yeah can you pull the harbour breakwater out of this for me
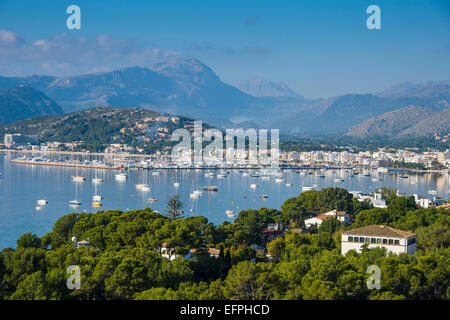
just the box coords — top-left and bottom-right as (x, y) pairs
(10, 159), (121, 170)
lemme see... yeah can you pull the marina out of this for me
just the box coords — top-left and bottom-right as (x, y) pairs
(0, 152), (449, 249)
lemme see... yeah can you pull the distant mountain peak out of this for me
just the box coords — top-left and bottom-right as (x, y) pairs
(377, 80), (450, 99)
(146, 57), (217, 81)
(238, 77), (300, 98)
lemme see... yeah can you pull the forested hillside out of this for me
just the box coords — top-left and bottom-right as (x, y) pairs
(0, 188), (448, 300)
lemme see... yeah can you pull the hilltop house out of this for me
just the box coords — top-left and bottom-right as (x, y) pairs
(341, 225), (417, 255)
(350, 191), (387, 208)
(304, 209), (350, 229)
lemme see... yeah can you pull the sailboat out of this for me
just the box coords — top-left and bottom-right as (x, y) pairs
(115, 172), (127, 181)
(70, 177), (82, 206)
(202, 174), (218, 192)
(69, 199), (81, 206)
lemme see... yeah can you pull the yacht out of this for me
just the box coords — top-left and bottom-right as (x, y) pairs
(92, 201), (102, 207)
(135, 183), (149, 189)
(302, 186), (313, 191)
(202, 185), (218, 192)
(92, 177), (103, 183)
(428, 190), (438, 195)
(285, 183), (293, 187)
(92, 195), (103, 202)
(141, 186), (151, 192)
(115, 173), (127, 181)
(361, 173), (371, 177)
(37, 199), (48, 206)
(190, 189), (204, 198)
(275, 178), (284, 183)
(216, 173), (227, 178)
(174, 182), (180, 187)
(400, 175), (409, 179)
(261, 194), (269, 199)
(250, 183), (258, 189)
(151, 171), (160, 176)
(147, 198), (158, 203)
(72, 176), (85, 182)
(190, 192), (200, 198)
(69, 200), (81, 206)
(225, 209), (235, 216)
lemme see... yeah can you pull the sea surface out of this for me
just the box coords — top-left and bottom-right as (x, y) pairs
(1, 152), (449, 249)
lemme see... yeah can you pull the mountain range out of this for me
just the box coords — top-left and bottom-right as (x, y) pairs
(0, 57), (448, 139)
(0, 85), (63, 125)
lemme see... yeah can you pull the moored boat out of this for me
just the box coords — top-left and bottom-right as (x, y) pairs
(37, 199), (48, 205)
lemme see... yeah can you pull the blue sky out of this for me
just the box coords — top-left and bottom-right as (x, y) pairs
(0, 0), (449, 98)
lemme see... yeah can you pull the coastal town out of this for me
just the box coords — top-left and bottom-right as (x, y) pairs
(2, 133), (450, 171)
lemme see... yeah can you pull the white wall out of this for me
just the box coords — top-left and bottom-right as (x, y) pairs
(341, 234), (417, 255)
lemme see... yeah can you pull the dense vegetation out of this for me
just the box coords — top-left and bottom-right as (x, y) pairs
(0, 107), (196, 152)
(0, 188), (448, 300)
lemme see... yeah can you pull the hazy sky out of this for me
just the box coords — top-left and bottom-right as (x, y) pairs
(0, 0), (449, 98)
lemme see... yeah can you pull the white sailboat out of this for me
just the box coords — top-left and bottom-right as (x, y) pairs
(115, 172), (127, 181)
(70, 179), (82, 206)
(92, 177), (102, 183)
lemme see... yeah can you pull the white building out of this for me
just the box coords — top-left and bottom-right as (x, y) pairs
(371, 193), (387, 208)
(304, 215), (328, 228)
(305, 210), (349, 228)
(324, 209), (350, 224)
(341, 225), (417, 255)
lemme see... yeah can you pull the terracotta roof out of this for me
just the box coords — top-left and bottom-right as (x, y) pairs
(336, 211), (347, 216)
(208, 248), (220, 255)
(315, 214), (332, 221)
(437, 203), (450, 210)
(342, 225), (416, 238)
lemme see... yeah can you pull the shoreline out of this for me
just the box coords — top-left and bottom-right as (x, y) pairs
(3, 149), (151, 158)
(7, 158), (449, 174)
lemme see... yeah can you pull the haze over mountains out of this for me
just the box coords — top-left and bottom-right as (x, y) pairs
(0, 85), (63, 124)
(0, 57), (448, 139)
(238, 77), (301, 98)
